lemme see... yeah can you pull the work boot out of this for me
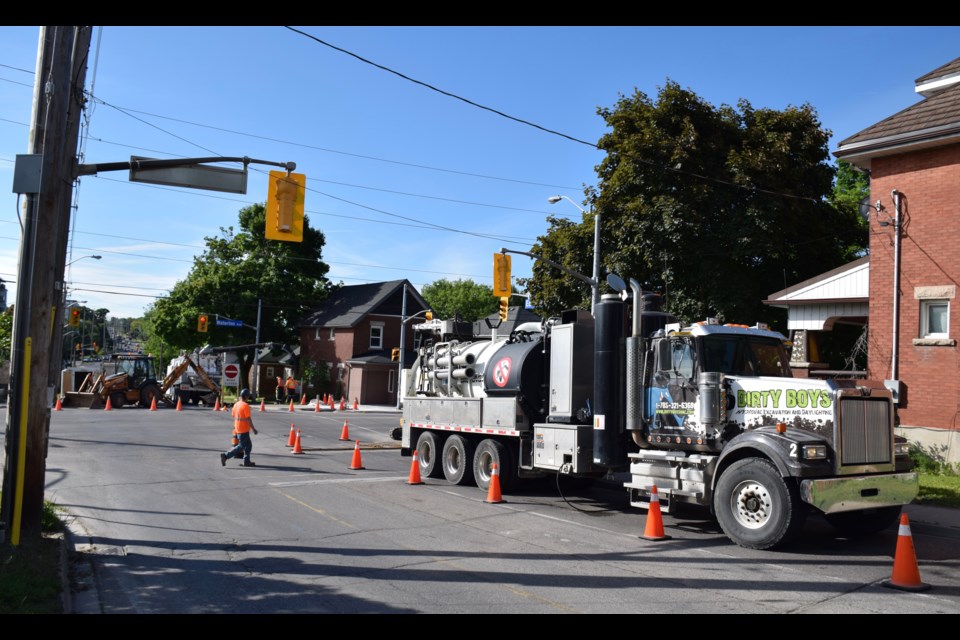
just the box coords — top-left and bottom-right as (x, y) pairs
(220, 453), (227, 467)
(242, 460), (256, 467)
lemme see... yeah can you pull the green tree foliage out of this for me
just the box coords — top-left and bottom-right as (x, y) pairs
(421, 278), (499, 322)
(524, 81), (863, 325)
(150, 203), (332, 383)
(828, 160), (870, 260)
(0, 306), (12, 361)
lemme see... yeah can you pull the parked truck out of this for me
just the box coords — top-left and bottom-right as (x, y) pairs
(401, 278), (918, 549)
(164, 352), (221, 406)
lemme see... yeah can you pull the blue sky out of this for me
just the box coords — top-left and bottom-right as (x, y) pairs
(1, 26), (958, 320)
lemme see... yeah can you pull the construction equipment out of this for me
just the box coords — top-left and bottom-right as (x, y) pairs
(163, 353), (221, 406)
(401, 280), (918, 550)
(61, 353), (163, 409)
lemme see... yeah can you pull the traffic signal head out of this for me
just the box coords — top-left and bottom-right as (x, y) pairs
(425, 311), (433, 321)
(391, 347), (400, 362)
(498, 297), (509, 322)
(197, 314), (208, 333)
(69, 308), (80, 327)
(265, 170), (306, 243)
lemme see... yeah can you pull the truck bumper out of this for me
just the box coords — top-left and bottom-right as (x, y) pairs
(799, 472), (918, 514)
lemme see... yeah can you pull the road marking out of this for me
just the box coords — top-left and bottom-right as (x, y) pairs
(269, 475), (406, 487)
(275, 490), (356, 528)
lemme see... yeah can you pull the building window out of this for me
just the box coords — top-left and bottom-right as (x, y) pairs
(370, 323), (384, 349)
(921, 300), (949, 338)
(329, 328), (336, 341)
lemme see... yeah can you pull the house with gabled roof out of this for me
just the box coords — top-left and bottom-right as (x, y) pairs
(830, 56), (960, 463)
(298, 279), (429, 406)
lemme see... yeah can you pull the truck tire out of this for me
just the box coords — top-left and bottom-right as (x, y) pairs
(416, 431), (445, 479)
(441, 435), (475, 486)
(139, 384), (161, 408)
(473, 439), (515, 493)
(109, 392), (125, 409)
(825, 506), (901, 538)
(714, 458), (805, 550)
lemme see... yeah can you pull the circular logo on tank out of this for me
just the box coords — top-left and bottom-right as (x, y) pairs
(492, 357), (512, 388)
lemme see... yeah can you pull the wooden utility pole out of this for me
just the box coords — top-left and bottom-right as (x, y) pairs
(1, 26), (91, 543)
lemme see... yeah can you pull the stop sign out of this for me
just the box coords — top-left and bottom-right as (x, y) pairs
(224, 364), (239, 382)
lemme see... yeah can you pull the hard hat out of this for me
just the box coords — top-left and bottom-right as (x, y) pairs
(240, 388), (252, 400)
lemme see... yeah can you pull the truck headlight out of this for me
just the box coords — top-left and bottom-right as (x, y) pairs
(802, 444), (827, 460)
(894, 442), (910, 456)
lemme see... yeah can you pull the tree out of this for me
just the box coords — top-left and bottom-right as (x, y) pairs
(829, 160), (870, 260)
(150, 203), (332, 386)
(421, 278), (500, 322)
(0, 306), (12, 361)
(524, 81), (864, 325)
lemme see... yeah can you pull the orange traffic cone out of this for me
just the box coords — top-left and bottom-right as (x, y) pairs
(314, 398), (321, 412)
(176, 397), (183, 411)
(339, 420), (350, 441)
(287, 423), (297, 446)
(640, 484), (671, 541)
(260, 400), (266, 412)
(330, 397), (336, 410)
(213, 398), (220, 411)
(883, 513), (930, 591)
(104, 396), (113, 411)
(150, 397), (158, 411)
(288, 399), (295, 412)
(54, 397), (62, 411)
(231, 431), (239, 448)
(353, 398), (359, 411)
(407, 451), (424, 485)
(349, 440), (365, 470)
(301, 393), (307, 405)
(292, 429), (304, 455)
(484, 463), (504, 503)
(339, 398), (345, 411)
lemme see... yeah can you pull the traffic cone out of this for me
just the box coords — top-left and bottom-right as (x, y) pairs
(292, 429), (304, 455)
(353, 398), (359, 411)
(287, 423), (296, 446)
(289, 399), (295, 412)
(231, 431), (239, 448)
(640, 484), (671, 541)
(260, 400), (266, 412)
(176, 397), (183, 411)
(104, 396), (112, 411)
(150, 397), (158, 411)
(349, 440), (365, 470)
(330, 397), (336, 410)
(339, 419), (350, 441)
(339, 398), (345, 411)
(54, 397), (62, 411)
(407, 451), (424, 485)
(883, 513), (930, 591)
(301, 393), (307, 405)
(314, 398), (321, 412)
(213, 398), (220, 412)
(484, 463), (504, 504)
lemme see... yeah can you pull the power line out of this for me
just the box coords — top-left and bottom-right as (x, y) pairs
(0, 62), (34, 74)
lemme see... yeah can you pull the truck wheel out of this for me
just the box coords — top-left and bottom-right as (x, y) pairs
(139, 384), (161, 408)
(109, 392), (125, 409)
(473, 439), (515, 493)
(441, 435), (475, 486)
(416, 431), (445, 479)
(825, 506), (901, 537)
(714, 458), (805, 550)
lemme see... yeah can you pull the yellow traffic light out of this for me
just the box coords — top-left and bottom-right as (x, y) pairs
(425, 311), (433, 321)
(69, 308), (80, 327)
(197, 314), (209, 333)
(499, 297), (509, 322)
(493, 253), (511, 297)
(391, 347), (400, 362)
(265, 170), (306, 243)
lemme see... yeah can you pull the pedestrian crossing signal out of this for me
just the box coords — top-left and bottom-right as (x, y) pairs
(391, 347), (400, 362)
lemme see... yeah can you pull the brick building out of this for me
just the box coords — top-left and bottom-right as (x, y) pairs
(297, 280), (429, 406)
(835, 57), (960, 463)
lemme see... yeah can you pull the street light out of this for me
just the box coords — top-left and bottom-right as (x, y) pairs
(548, 195), (600, 315)
(66, 254), (101, 267)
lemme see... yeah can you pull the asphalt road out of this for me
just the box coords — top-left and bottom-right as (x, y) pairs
(27, 404), (960, 613)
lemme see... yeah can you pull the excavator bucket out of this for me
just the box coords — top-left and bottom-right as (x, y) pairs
(61, 391), (101, 409)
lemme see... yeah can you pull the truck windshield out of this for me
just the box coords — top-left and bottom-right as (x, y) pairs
(700, 336), (789, 377)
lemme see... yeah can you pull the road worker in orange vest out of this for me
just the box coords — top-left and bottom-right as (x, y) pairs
(220, 388), (259, 467)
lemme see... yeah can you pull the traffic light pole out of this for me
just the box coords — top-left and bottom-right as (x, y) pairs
(397, 284), (408, 410)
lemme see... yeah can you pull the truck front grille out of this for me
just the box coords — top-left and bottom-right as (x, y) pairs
(838, 398), (892, 465)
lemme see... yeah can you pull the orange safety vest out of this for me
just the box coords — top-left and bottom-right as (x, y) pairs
(286, 377), (296, 391)
(232, 399), (253, 434)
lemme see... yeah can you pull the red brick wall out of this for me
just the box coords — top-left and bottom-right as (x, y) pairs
(868, 145), (960, 432)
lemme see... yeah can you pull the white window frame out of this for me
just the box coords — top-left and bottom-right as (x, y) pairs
(369, 322), (384, 349)
(329, 327), (336, 341)
(921, 299), (949, 338)
(388, 369), (395, 393)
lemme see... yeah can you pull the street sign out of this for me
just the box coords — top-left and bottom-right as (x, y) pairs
(223, 363), (239, 388)
(129, 156), (248, 194)
(216, 318), (244, 328)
